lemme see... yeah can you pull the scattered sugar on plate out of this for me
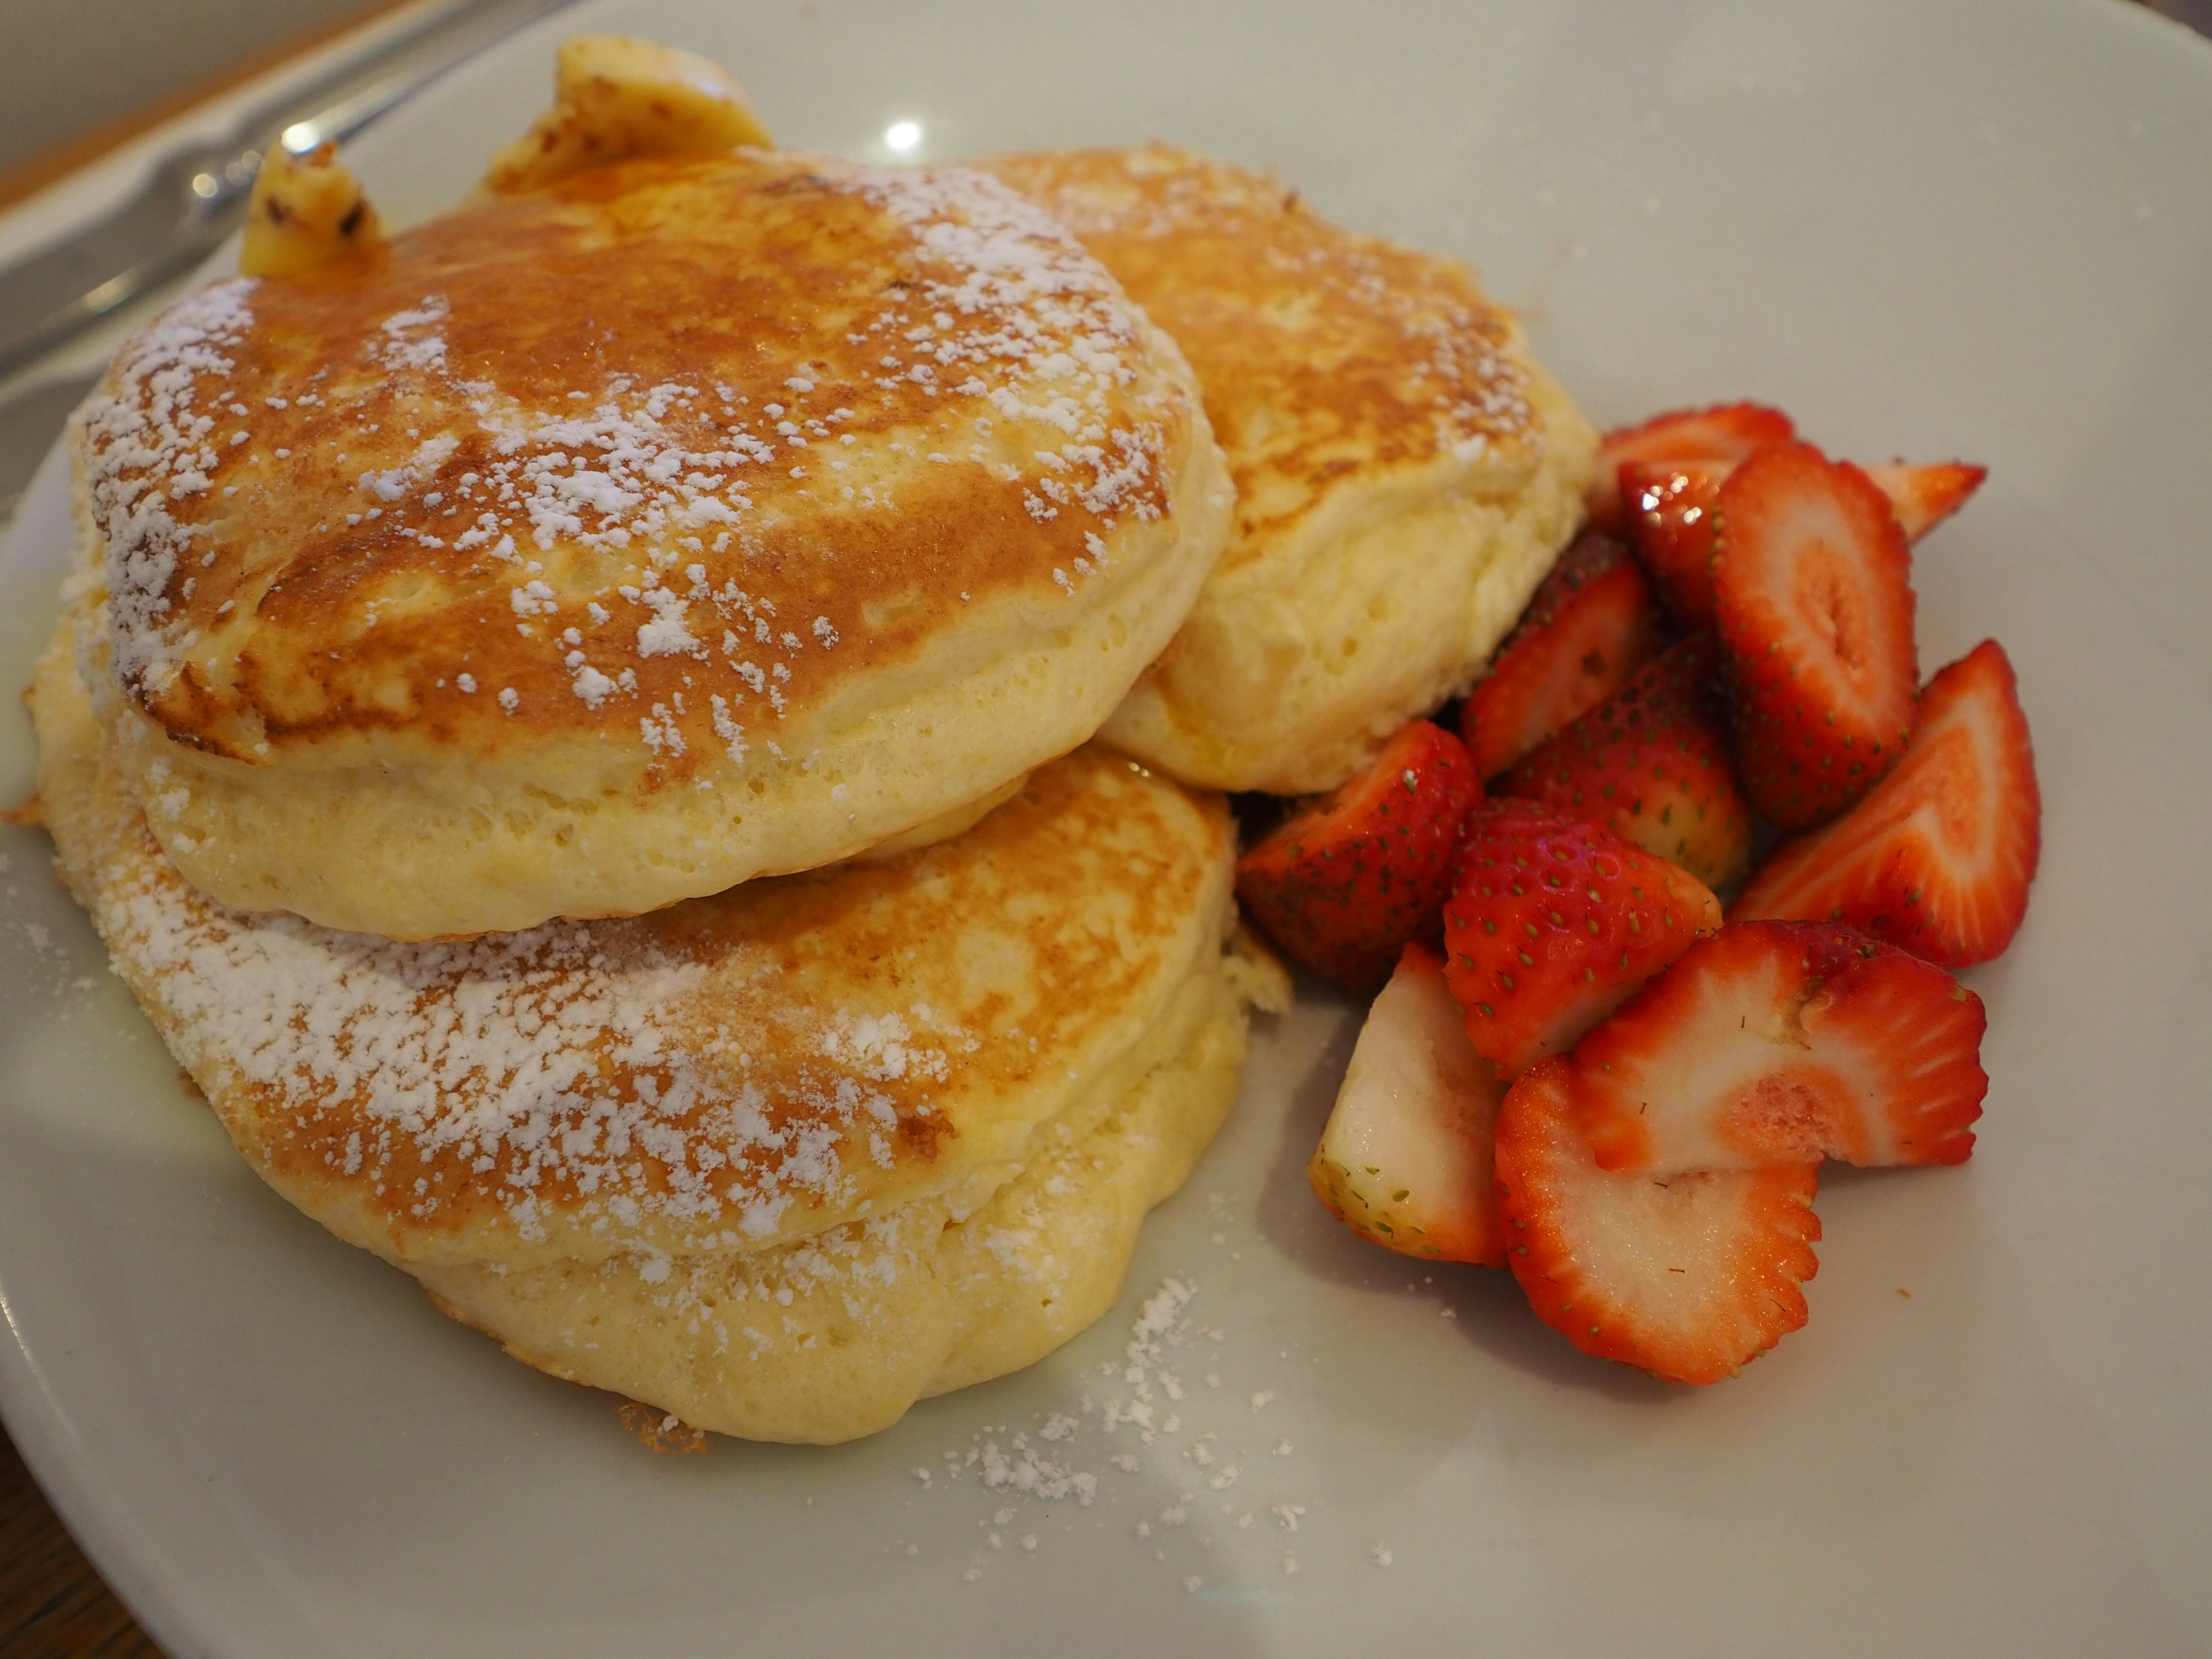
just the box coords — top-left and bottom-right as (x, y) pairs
(909, 1274), (1322, 1590)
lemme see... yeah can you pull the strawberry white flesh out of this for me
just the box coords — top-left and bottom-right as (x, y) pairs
(1309, 943), (1506, 1266)
(1572, 922), (1987, 1177)
(1495, 1059), (1821, 1384)
(1714, 443), (1920, 828)
(1860, 461), (1987, 541)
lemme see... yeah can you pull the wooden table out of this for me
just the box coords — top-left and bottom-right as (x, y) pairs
(2, 1426), (162, 1657)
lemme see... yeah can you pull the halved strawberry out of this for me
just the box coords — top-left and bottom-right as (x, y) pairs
(1440, 800), (1721, 1078)
(1732, 641), (2039, 967)
(1308, 942), (1507, 1266)
(1619, 459), (1726, 630)
(1462, 532), (1669, 780)
(1571, 921), (1986, 1177)
(1494, 1058), (1821, 1384)
(1236, 720), (1482, 990)
(1860, 461), (1987, 541)
(1625, 457), (1984, 643)
(1495, 634), (1753, 893)
(1585, 400), (1797, 536)
(1713, 443), (1919, 829)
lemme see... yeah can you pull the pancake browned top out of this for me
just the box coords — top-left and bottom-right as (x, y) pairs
(72, 149), (1230, 937)
(38, 596), (1239, 1270)
(87, 149), (1189, 760)
(983, 143), (1544, 575)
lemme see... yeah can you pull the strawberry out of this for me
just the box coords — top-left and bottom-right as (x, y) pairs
(1624, 456), (1986, 636)
(1440, 800), (1721, 1078)
(1619, 458), (1726, 629)
(1585, 400), (1797, 536)
(1308, 942), (1507, 1265)
(1494, 1058), (1821, 1384)
(1462, 532), (1669, 780)
(1732, 640), (2039, 967)
(1570, 921), (1986, 1177)
(1859, 461), (1987, 541)
(1495, 634), (1754, 893)
(1236, 720), (1481, 990)
(1713, 442), (1919, 829)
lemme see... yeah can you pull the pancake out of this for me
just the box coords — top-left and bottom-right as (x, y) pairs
(33, 611), (1287, 1442)
(985, 145), (1597, 795)
(73, 147), (1232, 939)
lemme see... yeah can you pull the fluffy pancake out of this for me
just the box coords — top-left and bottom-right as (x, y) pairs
(985, 145), (1597, 794)
(34, 612), (1285, 1441)
(75, 147), (1230, 938)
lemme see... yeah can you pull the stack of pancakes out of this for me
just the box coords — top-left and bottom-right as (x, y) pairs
(32, 40), (1591, 1443)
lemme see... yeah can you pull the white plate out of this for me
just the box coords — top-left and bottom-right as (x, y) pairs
(5, 2), (2211, 1654)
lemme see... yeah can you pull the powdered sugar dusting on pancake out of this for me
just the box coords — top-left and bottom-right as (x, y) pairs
(985, 144), (1540, 547)
(85, 801), (967, 1247)
(78, 154), (1177, 763)
(78, 277), (257, 695)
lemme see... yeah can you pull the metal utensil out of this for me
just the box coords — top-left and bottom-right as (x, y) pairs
(0, 0), (578, 380)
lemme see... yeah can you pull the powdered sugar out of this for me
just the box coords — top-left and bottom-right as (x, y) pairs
(997, 143), (1536, 487)
(81, 157), (1177, 769)
(924, 1275), (1341, 1591)
(373, 296), (452, 375)
(78, 278), (256, 696)
(81, 793), (960, 1244)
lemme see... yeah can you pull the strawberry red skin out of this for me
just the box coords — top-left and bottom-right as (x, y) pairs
(1494, 1058), (1821, 1384)
(1495, 633), (1754, 893)
(1441, 800), (1721, 1077)
(1620, 459), (1726, 630)
(1573, 921), (1987, 1176)
(1714, 443), (1919, 830)
(1586, 401), (1797, 536)
(1236, 721), (1482, 991)
(1463, 532), (1669, 780)
(1733, 640), (2039, 967)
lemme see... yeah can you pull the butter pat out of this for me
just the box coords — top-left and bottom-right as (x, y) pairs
(239, 142), (383, 278)
(483, 35), (774, 194)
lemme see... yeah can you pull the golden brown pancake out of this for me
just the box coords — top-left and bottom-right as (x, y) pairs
(986, 144), (1596, 794)
(74, 148), (1230, 938)
(34, 613), (1285, 1441)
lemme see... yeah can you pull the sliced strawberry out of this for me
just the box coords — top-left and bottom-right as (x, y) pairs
(1860, 461), (1987, 541)
(1495, 634), (1753, 893)
(1628, 456), (1987, 628)
(1494, 1058), (1821, 1384)
(1570, 921), (1986, 1177)
(1713, 442), (1919, 829)
(1440, 800), (1721, 1078)
(1619, 458), (1727, 630)
(1462, 532), (1669, 780)
(1585, 400), (1797, 536)
(1308, 942), (1507, 1266)
(1236, 720), (1481, 990)
(1732, 641), (2039, 967)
